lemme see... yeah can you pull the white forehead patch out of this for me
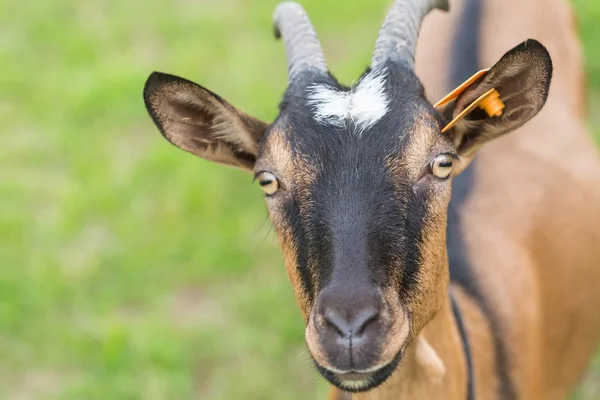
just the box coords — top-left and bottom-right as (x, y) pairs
(307, 70), (389, 134)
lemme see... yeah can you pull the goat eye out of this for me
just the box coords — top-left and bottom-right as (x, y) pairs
(430, 154), (454, 179)
(256, 171), (279, 196)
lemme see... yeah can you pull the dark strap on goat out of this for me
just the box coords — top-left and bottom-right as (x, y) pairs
(450, 292), (475, 400)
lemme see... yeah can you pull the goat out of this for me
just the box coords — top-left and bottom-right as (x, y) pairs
(142, 0), (600, 398)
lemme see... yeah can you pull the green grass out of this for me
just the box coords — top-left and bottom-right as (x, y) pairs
(1, 0), (599, 398)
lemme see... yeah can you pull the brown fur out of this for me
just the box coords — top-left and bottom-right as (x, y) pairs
(452, 286), (499, 398)
(257, 126), (314, 318)
(392, 0), (600, 399)
(326, 0), (600, 398)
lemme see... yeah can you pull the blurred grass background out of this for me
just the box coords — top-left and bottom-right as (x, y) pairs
(1, 0), (599, 398)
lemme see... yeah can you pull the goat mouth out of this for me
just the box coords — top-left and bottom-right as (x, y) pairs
(312, 351), (403, 393)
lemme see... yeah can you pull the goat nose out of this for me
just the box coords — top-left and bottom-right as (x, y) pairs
(314, 287), (385, 371)
(324, 305), (379, 338)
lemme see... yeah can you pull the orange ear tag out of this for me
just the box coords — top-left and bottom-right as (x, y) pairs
(433, 68), (506, 133)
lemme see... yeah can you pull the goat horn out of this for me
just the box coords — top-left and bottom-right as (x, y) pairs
(371, 0), (449, 70)
(273, 2), (328, 82)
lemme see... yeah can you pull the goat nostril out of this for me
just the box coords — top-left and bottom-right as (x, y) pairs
(324, 309), (351, 338)
(323, 306), (379, 338)
(354, 307), (379, 335)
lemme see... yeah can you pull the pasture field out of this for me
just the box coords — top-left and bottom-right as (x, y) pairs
(1, 0), (599, 398)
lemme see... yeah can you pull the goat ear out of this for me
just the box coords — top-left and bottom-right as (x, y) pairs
(143, 72), (269, 171)
(442, 40), (552, 174)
